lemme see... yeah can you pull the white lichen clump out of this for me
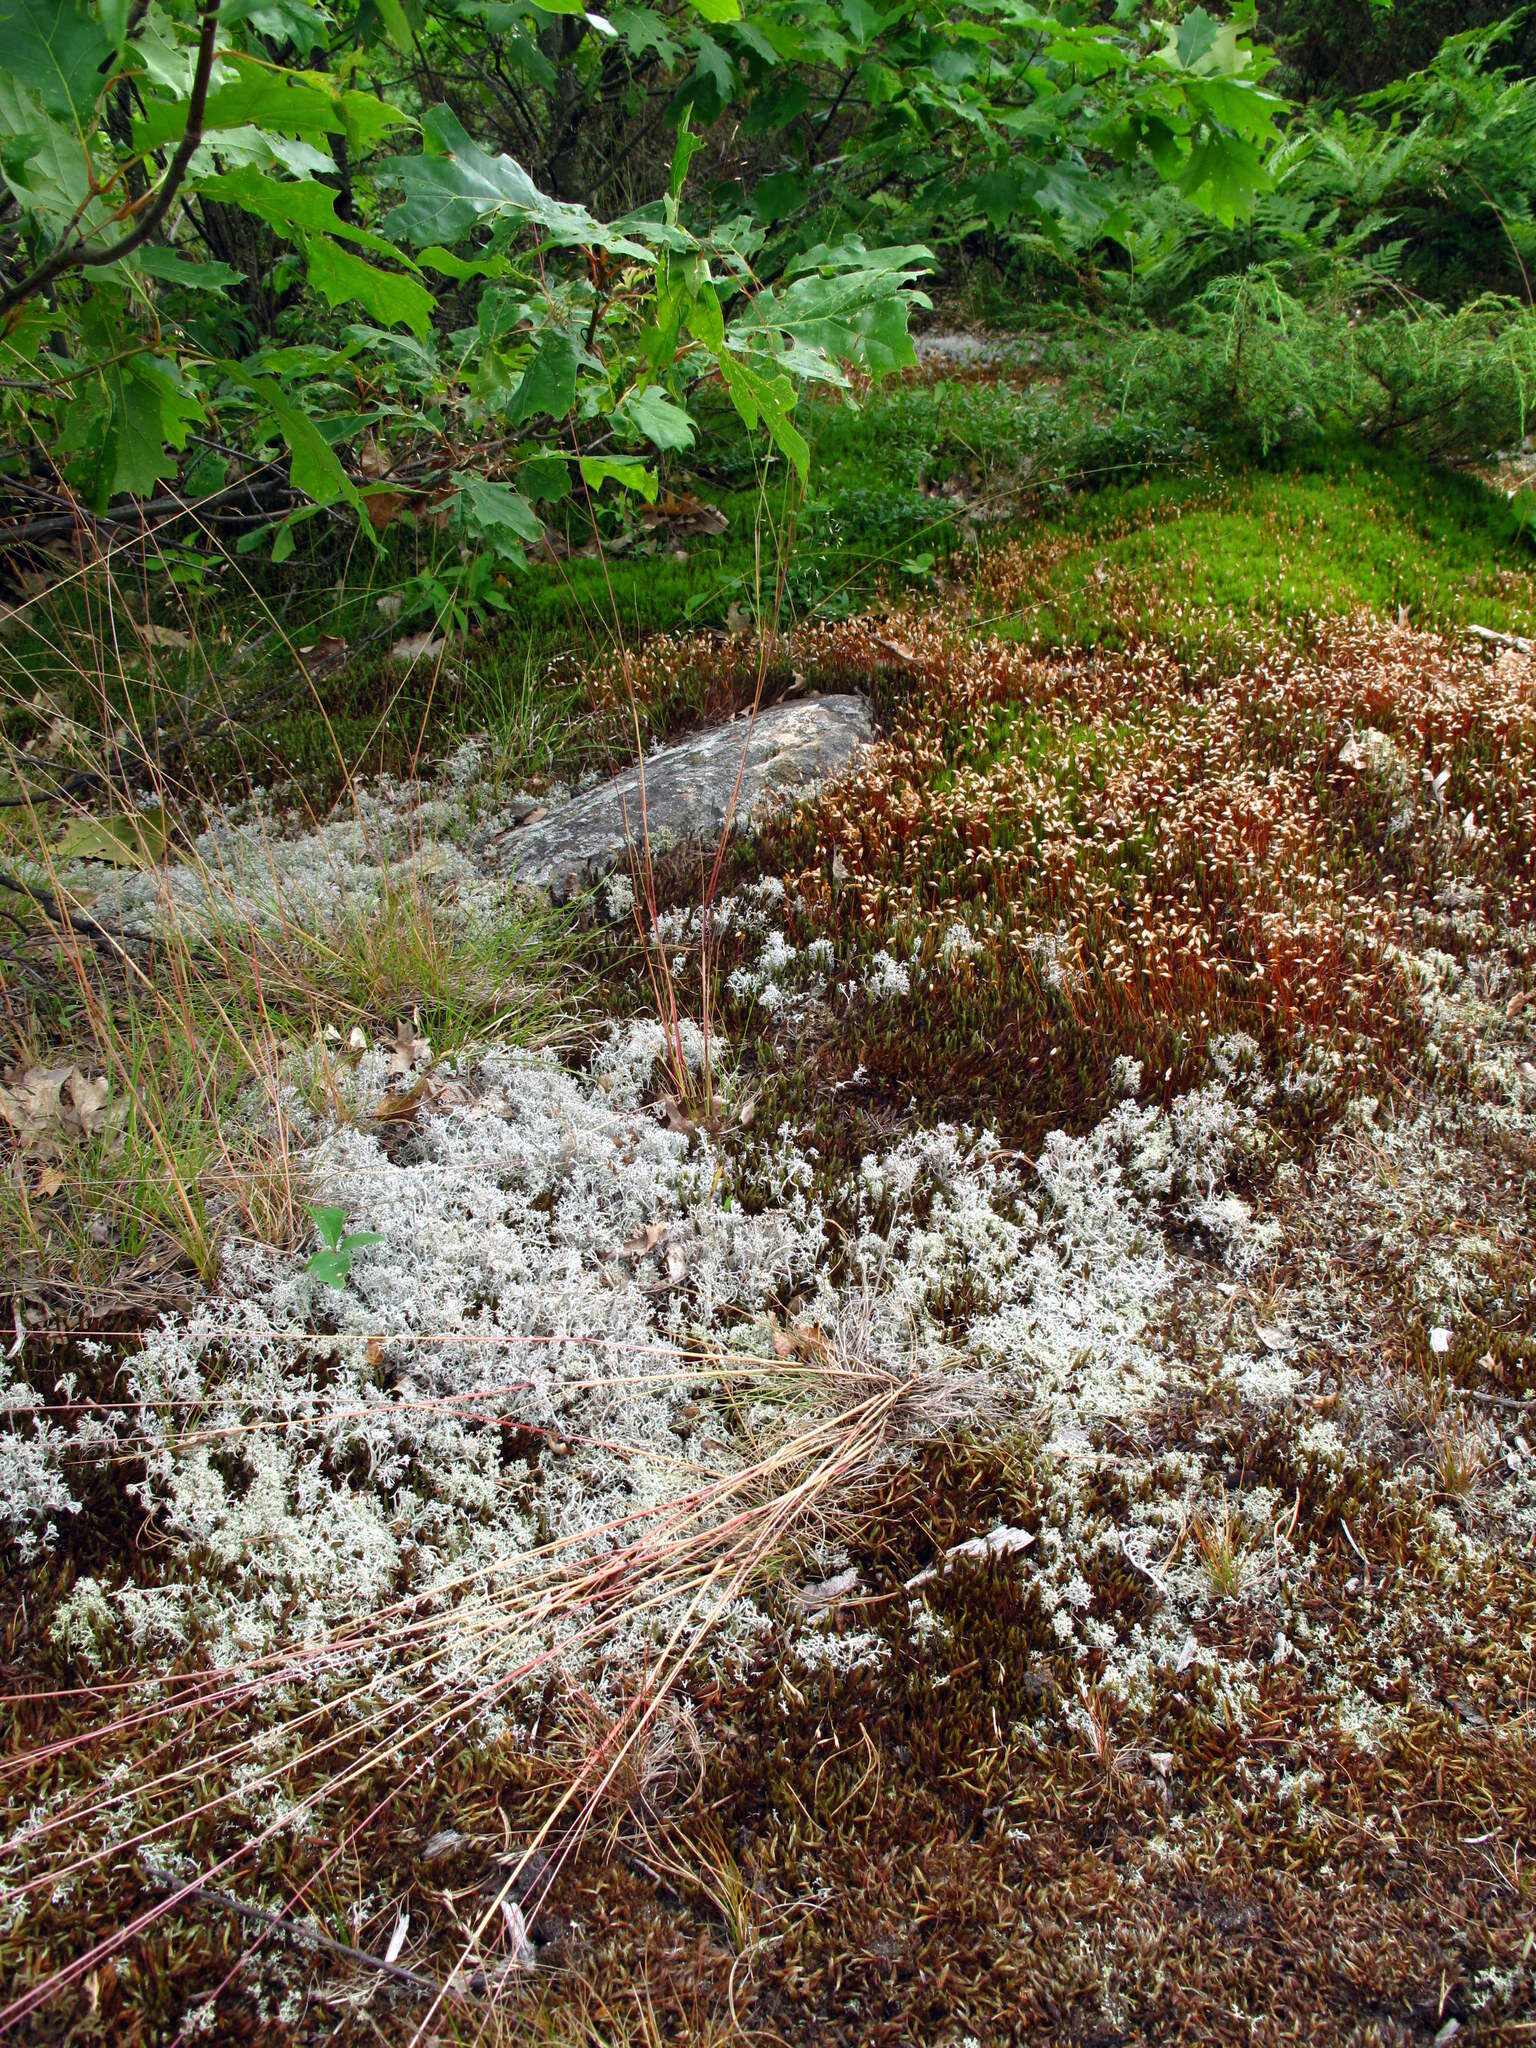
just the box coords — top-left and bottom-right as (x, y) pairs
(4, 1012), (1274, 1707)
(10, 730), (1532, 1840)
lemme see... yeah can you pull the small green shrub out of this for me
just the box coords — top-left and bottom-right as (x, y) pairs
(304, 1205), (383, 1290)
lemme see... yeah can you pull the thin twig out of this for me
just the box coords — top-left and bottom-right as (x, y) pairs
(0, 625), (386, 811)
(0, 869), (142, 949)
(0, 0), (223, 320)
(172, 1879), (443, 1998)
(1468, 623), (1535, 654)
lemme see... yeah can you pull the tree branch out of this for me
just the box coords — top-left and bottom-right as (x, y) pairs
(0, 0), (222, 321)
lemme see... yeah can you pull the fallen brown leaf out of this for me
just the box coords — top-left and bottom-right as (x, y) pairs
(371, 1071), (472, 1125)
(769, 1317), (822, 1361)
(621, 1220), (668, 1259)
(658, 1093), (697, 1138)
(372, 1075), (430, 1124)
(388, 1016), (432, 1079)
(134, 621), (193, 651)
(640, 493), (729, 539)
(366, 491), (414, 532)
(0, 1066), (63, 1133)
(0, 1064), (116, 1142)
(874, 635), (920, 666)
(793, 1567), (861, 1614)
(68, 1070), (111, 1126)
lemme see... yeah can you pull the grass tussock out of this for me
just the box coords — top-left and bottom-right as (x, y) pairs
(0, 563), (582, 1315)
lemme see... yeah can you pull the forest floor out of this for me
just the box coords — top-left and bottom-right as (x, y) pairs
(3, 375), (1536, 2044)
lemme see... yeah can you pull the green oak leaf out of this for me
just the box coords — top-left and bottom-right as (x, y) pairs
(303, 236), (436, 338)
(193, 166), (405, 261)
(614, 383), (696, 451)
(578, 456), (659, 501)
(308, 1204), (347, 1250)
(506, 330), (581, 422)
(384, 106), (656, 257)
(136, 55), (410, 153)
(222, 364), (367, 516)
(0, 0), (116, 127)
(1180, 131), (1271, 226)
(517, 454), (572, 501)
(718, 353), (808, 481)
(452, 473), (543, 552)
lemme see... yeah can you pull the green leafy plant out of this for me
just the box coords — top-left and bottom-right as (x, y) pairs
(304, 1203), (383, 1289)
(0, 0), (1291, 615)
(0, 3), (933, 588)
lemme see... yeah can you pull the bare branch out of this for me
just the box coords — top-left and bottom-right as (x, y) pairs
(0, 0), (222, 321)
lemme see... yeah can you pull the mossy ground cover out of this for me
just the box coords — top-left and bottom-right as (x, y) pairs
(14, 378), (1530, 818)
(3, 385), (1536, 2044)
(982, 448), (1536, 649)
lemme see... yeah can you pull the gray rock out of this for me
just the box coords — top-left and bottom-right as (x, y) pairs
(498, 694), (871, 900)
(912, 329), (1037, 369)
(913, 330), (1006, 367)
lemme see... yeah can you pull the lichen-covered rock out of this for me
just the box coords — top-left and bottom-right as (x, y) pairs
(497, 695), (872, 900)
